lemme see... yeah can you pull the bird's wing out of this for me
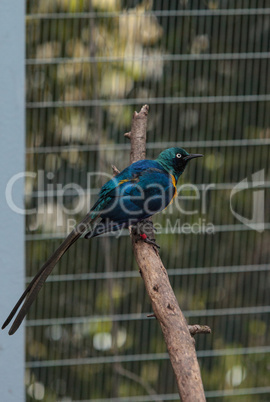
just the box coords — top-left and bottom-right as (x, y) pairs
(85, 165), (175, 237)
(90, 160), (166, 212)
(92, 164), (175, 224)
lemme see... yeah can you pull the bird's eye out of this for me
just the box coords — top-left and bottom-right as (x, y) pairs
(176, 153), (182, 159)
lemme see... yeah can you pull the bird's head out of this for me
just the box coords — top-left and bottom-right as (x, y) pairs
(156, 147), (203, 180)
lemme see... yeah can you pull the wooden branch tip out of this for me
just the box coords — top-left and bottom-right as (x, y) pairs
(188, 324), (212, 336)
(140, 104), (149, 115)
(124, 131), (131, 139)
(111, 164), (120, 176)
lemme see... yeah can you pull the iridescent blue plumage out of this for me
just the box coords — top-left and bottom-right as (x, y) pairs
(2, 147), (203, 334)
(86, 147), (203, 237)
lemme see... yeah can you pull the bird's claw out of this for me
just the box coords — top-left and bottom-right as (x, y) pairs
(131, 220), (160, 249)
(139, 234), (160, 248)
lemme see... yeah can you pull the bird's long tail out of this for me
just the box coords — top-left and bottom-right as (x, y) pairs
(2, 214), (96, 335)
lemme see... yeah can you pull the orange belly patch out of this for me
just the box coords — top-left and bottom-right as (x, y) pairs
(169, 174), (177, 205)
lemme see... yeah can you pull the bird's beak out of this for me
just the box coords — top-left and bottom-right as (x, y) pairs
(184, 154), (204, 161)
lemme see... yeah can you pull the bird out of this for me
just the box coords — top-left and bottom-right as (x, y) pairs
(2, 147), (203, 335)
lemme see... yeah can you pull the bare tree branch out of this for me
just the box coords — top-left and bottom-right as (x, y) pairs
(124, 131), (131, 139)
(188, 325), (211, 336)
(125, 104), (207, 402)
(147, 314), (211, 336)
(111, 164), (120, 176)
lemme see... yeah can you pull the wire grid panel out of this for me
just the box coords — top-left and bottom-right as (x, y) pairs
(25, 1), (270, 401)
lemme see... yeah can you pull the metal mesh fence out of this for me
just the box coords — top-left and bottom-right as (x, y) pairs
(25, 1), (270, 400)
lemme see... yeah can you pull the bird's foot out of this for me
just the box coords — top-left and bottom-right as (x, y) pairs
(139, 234), (160, 248)
(132, 220), (160, 249)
